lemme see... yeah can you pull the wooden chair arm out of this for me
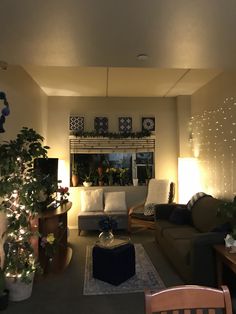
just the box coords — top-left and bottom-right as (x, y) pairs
(128, 203), (145, 215)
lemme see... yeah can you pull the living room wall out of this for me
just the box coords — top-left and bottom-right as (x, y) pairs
(0, 66), (47, 141)
(191, 71), (236, 200)
(0, 66), (48, 264)
(47, 96), (179, 228)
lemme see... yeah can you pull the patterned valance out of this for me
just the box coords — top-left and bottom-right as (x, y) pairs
(69, 136), (155, 153)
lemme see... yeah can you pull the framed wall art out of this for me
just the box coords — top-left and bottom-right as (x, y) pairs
(94, 117), (108, 134)
(70, 116), (84, 131)
(142, 117), (155, 131)
(119, 117), (132, 133)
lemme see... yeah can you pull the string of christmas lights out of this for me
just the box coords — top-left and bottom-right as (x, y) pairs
(189, 97), (236, 199)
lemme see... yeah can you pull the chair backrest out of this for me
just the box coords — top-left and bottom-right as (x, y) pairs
(144, 179), (174, 206)
(168, 181), (175, 203)
(145, 285), (232, 314)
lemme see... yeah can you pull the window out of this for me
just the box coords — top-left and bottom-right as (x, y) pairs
(70, 152), (154, 186)
(69, 135), (155, 186)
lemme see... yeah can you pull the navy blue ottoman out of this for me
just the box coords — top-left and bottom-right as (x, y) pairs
(92, 243), (135, 285)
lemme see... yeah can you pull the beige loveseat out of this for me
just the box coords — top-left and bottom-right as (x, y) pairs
(78, 189), (129, 235)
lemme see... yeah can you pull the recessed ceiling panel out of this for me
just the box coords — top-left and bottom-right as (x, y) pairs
(108, 68), (187, 97)
(23, 66), (107, 96)
(166, 69), (222, 96)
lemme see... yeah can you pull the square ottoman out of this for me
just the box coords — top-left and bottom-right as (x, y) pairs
(92, 243), (135, 285)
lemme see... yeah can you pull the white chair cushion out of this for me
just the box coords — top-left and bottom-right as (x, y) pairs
(145, 179), (170, 207)
(104, 191), (127, 212)
(80, 189), (103, 212)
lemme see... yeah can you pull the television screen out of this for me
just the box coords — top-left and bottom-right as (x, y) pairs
(34, 158), (58, 183)
(34, 158), (58, 208)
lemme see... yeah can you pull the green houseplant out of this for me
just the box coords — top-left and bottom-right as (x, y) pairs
(217, 196), (236, 239)
(82, 171), (93, 187)
(0, 127), (51, 301)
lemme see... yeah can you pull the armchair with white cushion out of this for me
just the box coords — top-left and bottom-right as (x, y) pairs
(128, 179), (175, 229)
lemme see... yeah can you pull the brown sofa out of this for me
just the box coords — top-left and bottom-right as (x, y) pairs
(154, 195), (227, 287)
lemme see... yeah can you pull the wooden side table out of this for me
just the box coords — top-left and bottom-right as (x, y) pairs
(214, 244), (236, 287)
(38, 201), (72, 274)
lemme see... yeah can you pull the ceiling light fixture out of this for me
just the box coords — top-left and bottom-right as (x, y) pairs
(136, 54), (148, 61)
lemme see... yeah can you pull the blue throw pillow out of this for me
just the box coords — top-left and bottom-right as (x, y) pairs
(169, 207), (191, 225)
(211, 222), (232, 234)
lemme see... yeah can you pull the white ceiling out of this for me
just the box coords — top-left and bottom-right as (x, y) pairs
(1, 0), (235, 97)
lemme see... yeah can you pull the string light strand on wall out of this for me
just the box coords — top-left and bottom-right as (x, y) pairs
(189, 97), (236, 199)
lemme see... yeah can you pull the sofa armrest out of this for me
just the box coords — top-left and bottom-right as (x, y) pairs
(190, 232), (225, 286)
(154, 203), (186, 220)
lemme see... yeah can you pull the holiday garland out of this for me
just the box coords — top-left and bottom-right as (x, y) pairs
(71, 130), (152, 138)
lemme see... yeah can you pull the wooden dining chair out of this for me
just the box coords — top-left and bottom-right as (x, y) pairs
(145, 285), (232, 314)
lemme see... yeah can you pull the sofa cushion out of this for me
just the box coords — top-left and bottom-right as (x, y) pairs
(104, 191), (127, 212)
(163, 226), (199, 241)
(169, 207), (191, 225)
(155, 220), (182, 237)
(78, 211), (105, 216)
(80, 189), (103, 212)
(173, 239), (192, 265)
(191, 196), (223, 232)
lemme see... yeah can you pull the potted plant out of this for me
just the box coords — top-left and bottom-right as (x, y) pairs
(105, 167), (116, 186)
(0, 127), (51, 301)
(145, 161), (152, 185)
(217, 196), (236, 251)
(71, 156), (79, 187)
(117, 168), (129, 186)
(82, 172), (93, 187)
(0, 267), (8, 310)
(57, 186), (70, 203)
(98, 217), (118, 246)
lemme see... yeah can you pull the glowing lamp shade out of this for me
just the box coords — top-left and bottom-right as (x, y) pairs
(58, 159), (68, 187)
(178, 157), (202, 204)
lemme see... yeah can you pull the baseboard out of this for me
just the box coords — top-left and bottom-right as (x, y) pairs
(68, 225), (78, 230)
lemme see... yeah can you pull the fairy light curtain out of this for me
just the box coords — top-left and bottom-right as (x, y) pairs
(189, 97), (236, 199)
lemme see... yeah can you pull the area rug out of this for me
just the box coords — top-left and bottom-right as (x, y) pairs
(83, 243), (165, 295)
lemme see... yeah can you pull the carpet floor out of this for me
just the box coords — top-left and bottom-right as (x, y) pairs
(4, 228), (183, 314)
(84, 244), (165, 295)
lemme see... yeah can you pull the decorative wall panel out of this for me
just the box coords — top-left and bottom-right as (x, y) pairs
(119, 117), (132, 133)
(69, 116), (84, 131)
(94, 117), (108, 134)
(142, 117), (155, 131)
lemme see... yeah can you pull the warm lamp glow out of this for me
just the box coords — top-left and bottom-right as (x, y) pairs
(178, 157), (202, 203)
(58, 159), (68, 186)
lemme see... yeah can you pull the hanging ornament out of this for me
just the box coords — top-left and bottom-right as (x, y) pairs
(0, 91), (10, 133)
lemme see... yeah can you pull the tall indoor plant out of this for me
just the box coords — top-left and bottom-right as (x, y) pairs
(0, 127), (51, 301)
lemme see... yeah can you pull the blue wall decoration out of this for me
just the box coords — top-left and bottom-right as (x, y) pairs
(0, 91), (10, 133)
